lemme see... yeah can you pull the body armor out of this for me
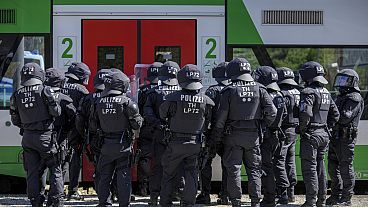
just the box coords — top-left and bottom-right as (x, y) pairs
(309, 87), (332, 124)
(168, 91), (207, 134)
(97, 95), (130, 133)
(61, 82), (89, 107)
(227, 81), (262, 121)
(15, 85), (51, 124)
(281, 88), (300, 125)
(269, 91), (286, 129)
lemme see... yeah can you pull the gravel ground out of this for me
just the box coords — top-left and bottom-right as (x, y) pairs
(1, 194), (368, 207)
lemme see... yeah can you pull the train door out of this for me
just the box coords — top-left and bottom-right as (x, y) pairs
(82, 19), (196, 181)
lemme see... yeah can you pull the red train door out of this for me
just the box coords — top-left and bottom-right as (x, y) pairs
(82, 19), (196, 182)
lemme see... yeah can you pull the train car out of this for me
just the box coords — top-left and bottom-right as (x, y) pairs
(0, 0), (367, 193)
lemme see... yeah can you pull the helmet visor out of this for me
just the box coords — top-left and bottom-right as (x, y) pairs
(334, 75), (354, 87)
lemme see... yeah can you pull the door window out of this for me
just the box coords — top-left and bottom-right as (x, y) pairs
(97, 46), (124, 71)
(154, 46), (181, 65)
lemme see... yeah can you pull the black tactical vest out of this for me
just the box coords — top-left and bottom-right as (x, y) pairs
(96, 95), (130, 133)
(281, 88), (300, 125)
(53, 91), (73, 129)
(138, 84), (155, 112)
(310, 87), (331, 124)
(62, 82), (89, 107)
(15, 85), (51, 124)
(169, 91), (207, 134)
(269, 91), (286, 128)
(227, 81), (262, 121)
(206, 84), (225, 122)
(152, 85), (181, 116)
(335, 92), (364, 127)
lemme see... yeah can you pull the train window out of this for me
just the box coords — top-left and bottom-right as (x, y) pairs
(0, 36), (46, 110)
(231, 46), (368, 120)
(97, 46), (124, 71)
(154, 46), (181, 65)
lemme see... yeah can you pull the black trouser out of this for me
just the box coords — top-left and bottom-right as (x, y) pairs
(261, 130), (279, 202)
(137, 136), (153, 193)
(200, 141), (227, 197)
(273, 126), (297, 198)
(67, 145), (82, 194)
(160, 142), (201, 207)
(149, 137), (167, 200)
(328, 133), (356, 200)
(22, 130), (64, 206)
(300, 128), (329, 204)
(97, 139), (132, 207)
(223, 130), (262, 203)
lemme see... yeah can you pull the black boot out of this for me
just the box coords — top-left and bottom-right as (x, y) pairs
(287, 187), (296, 203)
(217, 196), (230, 205)
(231, 199), (241, 207)
(326, 195), (340, 206)
(149, 196), (158, 207)
(196, 193), (211, 204)
(339, 196), (352, 206)
(301, 201), (317, 207)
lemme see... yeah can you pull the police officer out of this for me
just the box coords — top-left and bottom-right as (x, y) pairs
(10, 63), (62, 207)
(159, 64), (214, 207)
(62, 62), (91, 200)
(196, 62), (230, 205)
(213, 58), (277, 207)
(298, 61), (340, 207)
(75, 69), (110, 193)
(274, 67), (300, 204)
(253, 66), (286, 207)
(89, 69), (143, 206)
(326, 69), (364, 206)
(43, 68), (77, 206)
(137, 62), (162, 196)
(144, 61), (181, 205)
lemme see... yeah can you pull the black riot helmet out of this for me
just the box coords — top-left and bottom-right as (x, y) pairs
(44, 68), (66, 89)
(178, 64), (203, 90)
(225, 58), (253, 82)
(20, 62), (45, 86)
(94, 69), (111, 91)
(65, 62), (91, 85)
(334, 69), (360, 92)
(212, 62), (231, 85)
(276, 67), (298, 86)
(254, 66), (280, 91)
(146, 62), (162, 84)
(299, 61), (328, 85)
(101, 69), (130, 97)
(158, 61), (179, 86)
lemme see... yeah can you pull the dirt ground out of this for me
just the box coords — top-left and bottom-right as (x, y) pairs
(1, 194), (368, 207)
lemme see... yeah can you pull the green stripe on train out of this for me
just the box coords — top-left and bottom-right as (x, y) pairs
(53, 0), (223, 5)
(0, 146), (25, 178)
(241, 144), (368, 181)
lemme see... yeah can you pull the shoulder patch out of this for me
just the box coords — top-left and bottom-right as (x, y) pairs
(346, 92), (363, 102)
(301, 87), (314, 95)
(60, 93), (73, 103)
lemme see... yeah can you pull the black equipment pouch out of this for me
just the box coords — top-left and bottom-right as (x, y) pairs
(198, 143), (209, 170)
(224, 124), (233, 136)
(162, 125), (172, 145)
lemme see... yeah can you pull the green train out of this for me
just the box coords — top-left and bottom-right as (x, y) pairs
(0, 0), (367, 192)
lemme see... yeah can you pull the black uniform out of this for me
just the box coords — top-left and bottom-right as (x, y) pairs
(274, 67), (300, 204)
(10, 63), (62, 207)
(137, 83), (157, 195)
(41, 68), (77, 206)
(298, 61), (340, 207)
(261, 89), (286, 206)
(327, 69), (364, 206)
(90, 69), (143, 207)
(214, 58), (277, 207)
(61, 80), (89, 195)
(199, 84), (227, 198)
(276, 85), (299, 202)
(159, 64), (215, 207)
(144, 61), (181, 204)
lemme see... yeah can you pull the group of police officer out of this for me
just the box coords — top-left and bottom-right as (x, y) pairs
(9, 56), (363, 207)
